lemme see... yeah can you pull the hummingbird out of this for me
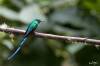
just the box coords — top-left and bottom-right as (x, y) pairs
(8, 19), (42, 60)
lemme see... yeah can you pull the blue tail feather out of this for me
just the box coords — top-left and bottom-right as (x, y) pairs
(8, 37), (28, 60)
(8, 47), (21, 60)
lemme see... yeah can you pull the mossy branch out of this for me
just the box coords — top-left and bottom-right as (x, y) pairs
(0, 26), (100, 45)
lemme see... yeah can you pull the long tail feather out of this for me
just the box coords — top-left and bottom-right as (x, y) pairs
(8, 37), (28, 60)
(8, 47), (21, 60)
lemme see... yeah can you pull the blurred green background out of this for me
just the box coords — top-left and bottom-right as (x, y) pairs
(0, 0), (100, 66)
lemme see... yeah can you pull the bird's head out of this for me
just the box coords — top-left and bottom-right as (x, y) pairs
(35, 19), (43, 23)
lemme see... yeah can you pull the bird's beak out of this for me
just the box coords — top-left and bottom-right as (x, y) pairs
(41, 20), (46, 22)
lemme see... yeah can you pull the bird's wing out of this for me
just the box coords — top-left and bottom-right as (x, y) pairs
(23, 22), (38, 38)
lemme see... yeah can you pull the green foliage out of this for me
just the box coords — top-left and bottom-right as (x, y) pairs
(0, 0), (100, 66)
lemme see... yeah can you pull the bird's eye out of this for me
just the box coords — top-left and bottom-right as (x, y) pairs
(35, 19), (41, 23)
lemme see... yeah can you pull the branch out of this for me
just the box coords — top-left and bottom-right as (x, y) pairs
(0, 26), (100, 45)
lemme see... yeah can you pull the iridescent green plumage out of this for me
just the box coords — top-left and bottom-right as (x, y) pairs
(8, 19), (41, 60)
